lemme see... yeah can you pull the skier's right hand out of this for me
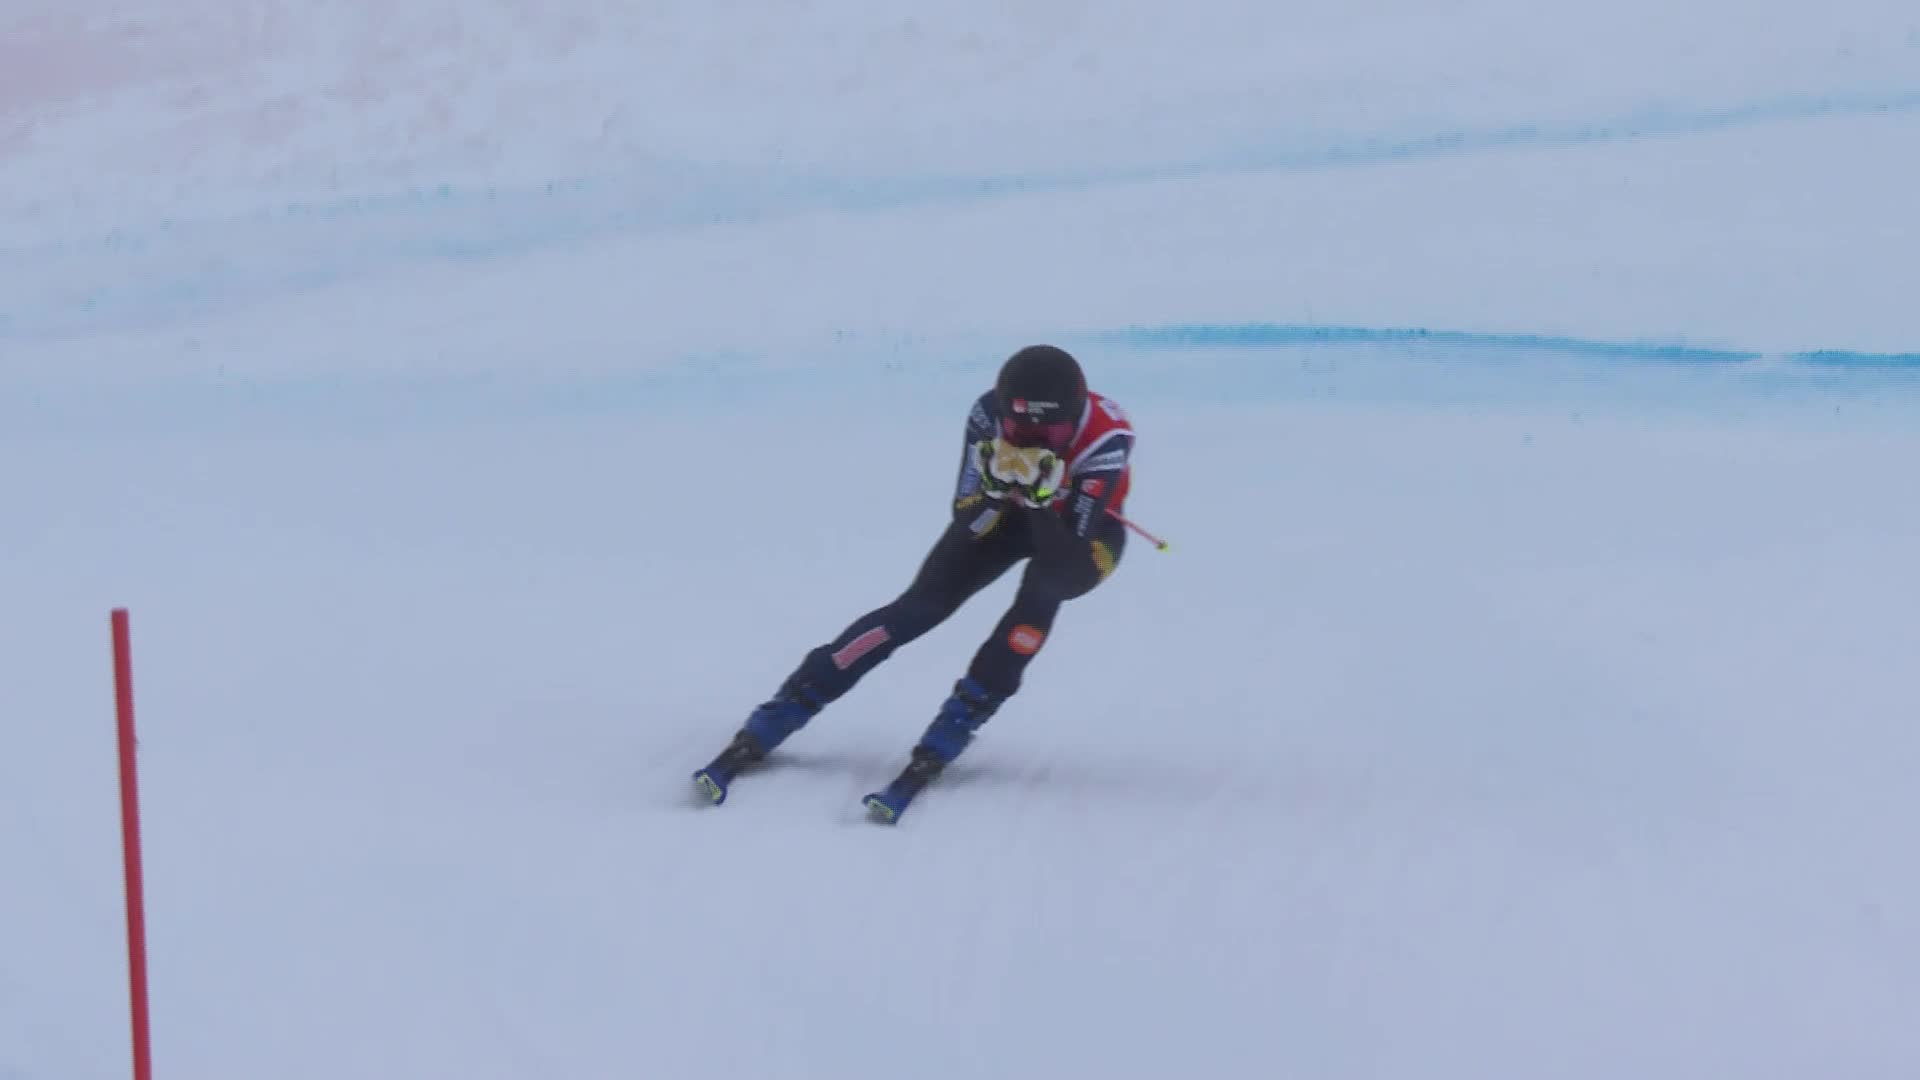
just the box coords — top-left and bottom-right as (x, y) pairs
(973, 439), (1017, 500)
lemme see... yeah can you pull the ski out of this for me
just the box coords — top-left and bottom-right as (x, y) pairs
(691, 768), (730, 805)
(862, 788), (908, 824)
(694, 731), (952, 824)
(696, 766), (926, 821)
(861, 750), (944, 824)
(690, 730), (766, 806)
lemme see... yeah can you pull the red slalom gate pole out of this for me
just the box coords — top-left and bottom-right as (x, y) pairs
(111, 609), (154, 1080)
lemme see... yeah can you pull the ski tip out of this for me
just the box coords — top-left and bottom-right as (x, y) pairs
(692, 770), (728, 806)
(862, 794), (900, 825)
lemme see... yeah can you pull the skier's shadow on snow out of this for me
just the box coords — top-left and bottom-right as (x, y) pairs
(754, 747), (1254, 807)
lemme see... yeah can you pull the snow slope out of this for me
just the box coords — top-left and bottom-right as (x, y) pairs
(4, 3), (1919, 1079)
(4, 0), (1918, 350)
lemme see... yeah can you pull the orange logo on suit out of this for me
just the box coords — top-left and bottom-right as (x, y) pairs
(1008, 624), (1046, 655)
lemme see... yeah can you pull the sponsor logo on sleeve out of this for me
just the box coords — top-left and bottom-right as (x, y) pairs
(1073, 492), (1095, 534)
(1079, 448), (1128, 474)
(959, 458), (983, 498)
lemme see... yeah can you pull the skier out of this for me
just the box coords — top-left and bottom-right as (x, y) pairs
(692, 344), (1137, 822)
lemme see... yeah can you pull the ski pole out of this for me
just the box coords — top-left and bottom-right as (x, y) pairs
(1107, 508), (1171, 552)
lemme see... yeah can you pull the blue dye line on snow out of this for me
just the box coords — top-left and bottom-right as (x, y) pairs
(1176, 87), (1920, 182)
(1788, 349), (1920, 366)
(18, 85), (1918, 257)
(1075, 324), (1761, 363)
(866, 87), (1920, 206)
(10, 323), (1920, 438)
(1068, 324), (1920, 368)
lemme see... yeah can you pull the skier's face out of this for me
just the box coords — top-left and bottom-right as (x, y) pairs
(1000, 416), (1074, 451)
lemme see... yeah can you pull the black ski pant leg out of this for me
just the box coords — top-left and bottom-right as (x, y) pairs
(965, 516), (1127, 700)
(780, 520), (1025, 706)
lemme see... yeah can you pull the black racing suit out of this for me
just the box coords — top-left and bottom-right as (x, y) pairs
(777, 390), (1132, 710)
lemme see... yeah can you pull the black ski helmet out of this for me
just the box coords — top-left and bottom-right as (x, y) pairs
(995, 345), (1086, 448)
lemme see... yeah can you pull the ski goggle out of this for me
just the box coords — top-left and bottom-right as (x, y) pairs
(1000, 416), (1075, 450)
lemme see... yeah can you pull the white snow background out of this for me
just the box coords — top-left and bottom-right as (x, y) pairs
(3, 2), (1919, 1078)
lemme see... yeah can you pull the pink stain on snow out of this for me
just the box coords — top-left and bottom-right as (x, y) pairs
(0, 17), (184, 115)
(0, 7), (310, 173)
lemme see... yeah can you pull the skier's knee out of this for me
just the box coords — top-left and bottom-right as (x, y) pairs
(893, 581), (971, 633)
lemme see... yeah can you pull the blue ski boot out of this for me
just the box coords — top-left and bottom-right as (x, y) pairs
(864, 677), (1005, 824)
(693, 687), (823, 805)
